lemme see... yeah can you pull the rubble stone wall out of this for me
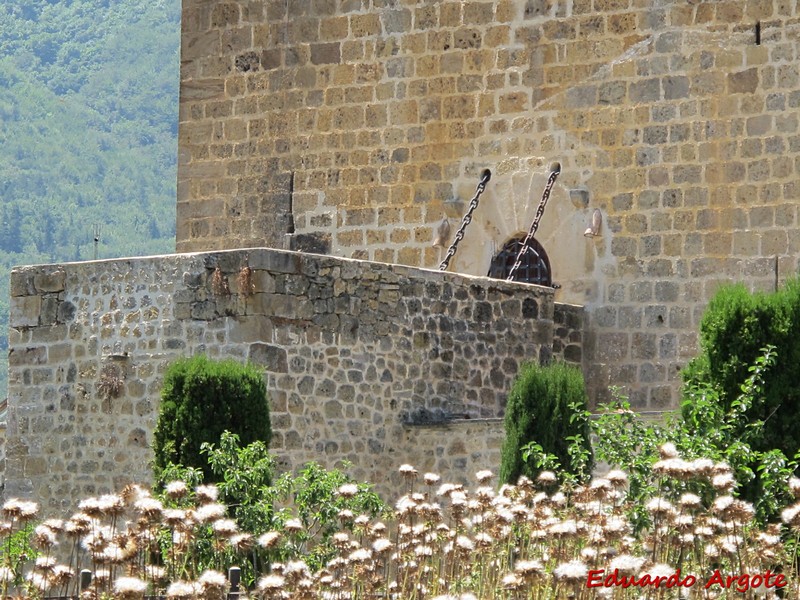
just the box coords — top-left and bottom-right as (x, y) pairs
(178, 0), (800, 407)
(6, 248), (553, 510)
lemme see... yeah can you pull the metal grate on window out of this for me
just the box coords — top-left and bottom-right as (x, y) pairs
(487, 236), (552, 286)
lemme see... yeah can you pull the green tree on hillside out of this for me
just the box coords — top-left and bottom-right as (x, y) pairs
(0, 0), (180, 401)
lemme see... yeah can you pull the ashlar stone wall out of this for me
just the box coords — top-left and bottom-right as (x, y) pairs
(6, 248), (562, 510)
(177, 0), (800, 409)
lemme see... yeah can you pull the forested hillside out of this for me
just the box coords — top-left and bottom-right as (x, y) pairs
(0, 0), (180, 401)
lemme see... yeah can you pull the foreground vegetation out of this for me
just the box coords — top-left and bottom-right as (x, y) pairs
(1, 451), (799, 599)
(2, 349), (799, 598)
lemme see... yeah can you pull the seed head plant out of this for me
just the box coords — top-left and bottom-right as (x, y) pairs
(0, 453), (799, 599)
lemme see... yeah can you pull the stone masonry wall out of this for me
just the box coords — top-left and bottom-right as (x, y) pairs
(6, 248), (553, 510)
(552, 302), (584, 365)
(177, 0), (800, 408)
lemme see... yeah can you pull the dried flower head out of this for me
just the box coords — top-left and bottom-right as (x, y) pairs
(166, 581), (197, 600)
(134, 497), (164, 518)
(2, 498), (39, 520)
(64, 513), (92, 536)
(679, 493), (702, 509)
(34, 555), (56, 572)
(258, 574), (286, 591)
(606, 470), (629, 487)
(610, 554), (646, 574)
(639, 563), (675, 581)
(337, 484), (359, 498)
(399, 464), (418, 477)
(789, 477), (800, 499)
(258, 531), (281, 548)
(373, 538), (393, 554)
(424, 473), (441, 485)
(229, 533), (253, 552)
(197, 570), (227, 590)
(475, 470), (494, 483)
(195, 503), (226, 523)
(165, 481), (188, 500)
(781, 503), (800, 527)
(658, 443), (678, 459)
(537, 471), (558, 485)
(164, 508), (189, 528)
(712, 472), (736, 492)
(284, 518), (303, 533)
(51, 565), (73, 587)
(646, 497), (674, 515)
(502, 572), (524, 590)
(114, 577), (148, 599)
(26, 572), (49, 592)
(33, 524), (58, 549)
(212, 518), (238, 537)
(195, 484), (219, 503)
(554, 560), (588, 582)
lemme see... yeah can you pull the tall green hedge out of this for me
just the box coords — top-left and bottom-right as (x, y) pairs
(683, 279), (800, 457)
(153, 355), (271, 481)
(500, 361), (593, 484)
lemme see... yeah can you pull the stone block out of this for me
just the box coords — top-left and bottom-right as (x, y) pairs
(211, 3), (240, 27)
(10, 295), (41, 327)
(289, 233), (331, 254)
(33, 270), (65, 293)
(629, 78), (660, 103)
(350, 13), (380, 37)
(310, 42), (341, 65)
(181, 79), (225, 101)
(382, 9), (412, 34)
(8, 346), (47, 367)
(248, 343), (288, 372)
(229, 316), (274, 343)
(598, 81), (626, 105)
(40, 297), (58, 325)
(662, 75), (689, 99)
(596, 333), (629, 361)
(728, 68), (758, 94)
(631, 333), (657, 360)
(249, 250), (302, 274)
(746, 115), (772, 136)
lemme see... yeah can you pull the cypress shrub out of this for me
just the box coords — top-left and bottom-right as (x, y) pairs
(500, 361), (593, 484)
(683, 278), (800, 457)
(153, 355), (271, 481)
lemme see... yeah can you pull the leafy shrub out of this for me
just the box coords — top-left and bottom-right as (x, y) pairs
(500, 361), (593, 485)
(153, 355), (271, 481)
(595, 347), (797, 525)
(157, 432), (386, 581)
(683, 279), (800, 459)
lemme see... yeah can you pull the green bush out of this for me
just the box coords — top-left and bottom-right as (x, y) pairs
(156, 432), (387, 581)
(683, 279), (800, 458)
(500, 361), (593, 485)
(152, 355), (271, 481)
(594, 347), (795, 525)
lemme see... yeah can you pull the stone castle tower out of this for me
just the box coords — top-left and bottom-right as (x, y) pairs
(5, 0), (800, 509)
(178, 0), (800, 409)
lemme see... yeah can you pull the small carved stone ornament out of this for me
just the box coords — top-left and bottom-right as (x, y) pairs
(432, 217), (451, 248)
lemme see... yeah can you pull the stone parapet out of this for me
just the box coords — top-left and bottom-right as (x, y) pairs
(7, 249), (554, 510)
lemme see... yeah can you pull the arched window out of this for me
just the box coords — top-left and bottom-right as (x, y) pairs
(487, 236), (552, 286)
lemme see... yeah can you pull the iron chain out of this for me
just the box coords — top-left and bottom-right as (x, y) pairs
(507, 164), (561, 282)
(439, 170), (492, 271)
